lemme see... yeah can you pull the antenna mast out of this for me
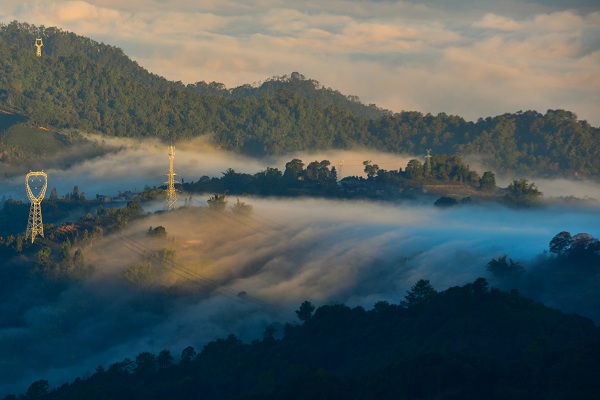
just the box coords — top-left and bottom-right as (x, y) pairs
(165, 145), (178, 210)
(25, 171), (47, 243)
(35, 38), (43, 57)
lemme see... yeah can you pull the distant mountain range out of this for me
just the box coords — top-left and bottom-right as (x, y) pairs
(1, 21), (599, 179)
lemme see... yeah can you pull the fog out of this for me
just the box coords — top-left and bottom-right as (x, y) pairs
(1, 140), (600, 396)
(0, 135), (410, 202)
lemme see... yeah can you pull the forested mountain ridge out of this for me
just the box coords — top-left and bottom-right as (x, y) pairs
(8, 279), (600, 399)
(1, 21), (599, 179)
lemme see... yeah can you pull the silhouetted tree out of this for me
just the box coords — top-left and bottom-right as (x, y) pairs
(486, 255), (524, 278)
(296, 300), (316, 322)
(549, 231), (573, 256)
(207, 193), (227, 211)
(180, 346), (196, 362)
(401, 279), (437, 308)
(25, 380), (48, 399)
(157, 349), (174, 369)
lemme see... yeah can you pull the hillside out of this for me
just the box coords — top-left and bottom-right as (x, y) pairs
(1, 21), (599, 179)
(187, 71), (389, 120)
(9, 279), (599, 399)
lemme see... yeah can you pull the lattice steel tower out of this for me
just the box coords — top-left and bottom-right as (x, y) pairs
(35, 38), (43, 57)
(25, 171), (48, 243)
(164, 145), (178, 210)
(425, 149), (432, 175)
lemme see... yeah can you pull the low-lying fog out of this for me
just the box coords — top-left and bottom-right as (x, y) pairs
(1, 137), (599, 396)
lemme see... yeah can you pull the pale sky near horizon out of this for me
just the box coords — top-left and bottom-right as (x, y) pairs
(1, 0), (599, 125)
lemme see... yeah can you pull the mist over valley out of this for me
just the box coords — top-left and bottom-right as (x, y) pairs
(0, 141), (599, 396)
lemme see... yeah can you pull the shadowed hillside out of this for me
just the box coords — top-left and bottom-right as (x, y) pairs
(8, 279), (599, 400)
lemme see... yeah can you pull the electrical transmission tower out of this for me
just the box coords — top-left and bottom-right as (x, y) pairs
(164, 145), (178, 210)
(425, 149), (432, 175)
(25, 171), (48, 243)
(337, 160), (344, 181)
(35, 38), (43, 57)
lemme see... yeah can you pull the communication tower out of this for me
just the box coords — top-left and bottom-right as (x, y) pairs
(425, 149), (432, 174)
(25, 171), (48, 243)
(164, 145), (178, 210)
(35, 38), (43, 57)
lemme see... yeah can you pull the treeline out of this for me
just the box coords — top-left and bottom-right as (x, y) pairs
(180, 156), (547, 208)
(8, 279), (599, 400)
(486, 230), (600, 322)
(1, 21), (599, 178)
(183, 155), (485, 196)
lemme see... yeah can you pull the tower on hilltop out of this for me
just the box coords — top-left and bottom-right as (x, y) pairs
(165, 146), (178, 210)
(25, 171), (48, 243)
(35, 38), (43, 57)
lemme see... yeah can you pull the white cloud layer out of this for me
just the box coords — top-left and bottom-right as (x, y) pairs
(1, 1), (599, 124)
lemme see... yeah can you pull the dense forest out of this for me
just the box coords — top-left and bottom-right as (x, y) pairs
(5, 279), (599, 399)
(1, 21), (599, 179)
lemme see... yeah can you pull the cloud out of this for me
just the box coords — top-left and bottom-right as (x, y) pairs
(474, 13), (521, 30)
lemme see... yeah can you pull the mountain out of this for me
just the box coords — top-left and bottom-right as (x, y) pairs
(1, 21), (599, 179)
(187, 71), (389, 120)
(11, 279), (600, 399)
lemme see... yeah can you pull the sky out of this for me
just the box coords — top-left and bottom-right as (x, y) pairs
(1, 0), (599, 125)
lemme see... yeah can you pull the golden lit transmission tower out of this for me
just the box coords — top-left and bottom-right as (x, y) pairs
(35, 38), (43, 57)
(25, 171), (48, 243)
(164, 145), (178, 210)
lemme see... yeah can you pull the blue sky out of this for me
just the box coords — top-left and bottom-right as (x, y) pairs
(1, 0), (599, 125)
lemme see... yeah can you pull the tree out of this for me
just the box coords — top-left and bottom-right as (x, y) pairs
(296, 300), (315, 322)
(147, 225), (167, 238)
(486, 255), (524, 278)
(207, 193), (227, 211)
(434, 196), (458, 207)
(25, 380), (49, 399)
(504, 179), (542, 206)
(549, 231), (573, 256)
(231, 198), (253, 216)
(283, 158), (305, 187)
(401, 279), (437, 308)
(134, 352), (157, 379)
(254, 167), (283, 194)
(363, 160), (379, 179)
(73, 248), (85, 271)
(35, 247), (53, 271)
(181, 346), (196, 362)
(405, 159), (424, 181)
(157, 349), (174, 369)
(479, 171), (496, 191)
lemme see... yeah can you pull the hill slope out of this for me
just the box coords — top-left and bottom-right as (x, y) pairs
(14, 279), (600, 400)
(1, 21), (599, 179)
